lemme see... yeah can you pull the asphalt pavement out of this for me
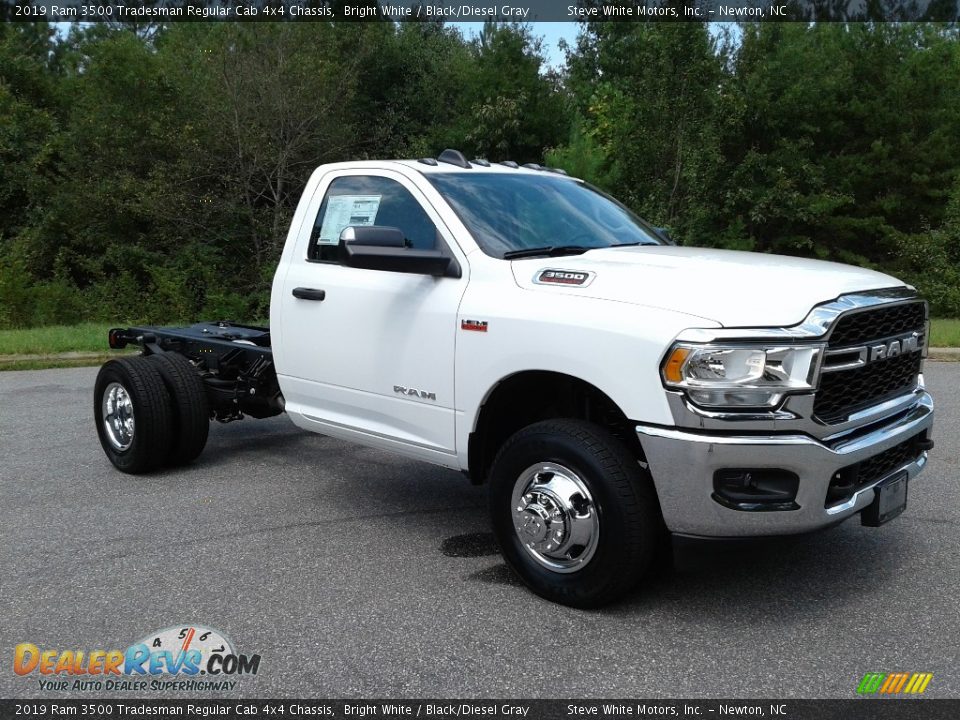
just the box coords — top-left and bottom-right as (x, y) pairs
(1, 363), (957, 699)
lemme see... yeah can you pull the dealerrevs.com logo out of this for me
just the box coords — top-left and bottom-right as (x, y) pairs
(14, 624), (261, 692)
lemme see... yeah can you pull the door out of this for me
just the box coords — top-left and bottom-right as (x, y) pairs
(277, 171), (467, 462)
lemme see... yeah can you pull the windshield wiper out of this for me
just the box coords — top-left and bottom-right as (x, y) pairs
(502, 245), (591, 260)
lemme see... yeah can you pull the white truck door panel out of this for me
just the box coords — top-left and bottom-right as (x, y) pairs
(277, 171), (466, 457)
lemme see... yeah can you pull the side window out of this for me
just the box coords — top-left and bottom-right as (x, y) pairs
(308, 175), (440, 262)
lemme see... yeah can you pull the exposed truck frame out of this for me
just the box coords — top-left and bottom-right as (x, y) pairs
(108, 322), (283, 422)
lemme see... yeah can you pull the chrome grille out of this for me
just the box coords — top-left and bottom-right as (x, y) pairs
(814, 301), (926, 424)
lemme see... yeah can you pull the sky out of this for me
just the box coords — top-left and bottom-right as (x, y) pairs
(452, 21), (579, 70)
(453, 21), (735, 71)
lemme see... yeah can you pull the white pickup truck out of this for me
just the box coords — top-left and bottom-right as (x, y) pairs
(96, 149), (935, 607)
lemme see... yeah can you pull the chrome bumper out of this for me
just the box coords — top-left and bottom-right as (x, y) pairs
(636, 392), (934, 537)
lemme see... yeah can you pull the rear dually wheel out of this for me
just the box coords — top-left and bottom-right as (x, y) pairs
(147, 352), (210, 466)
(94, 357), (174, 474)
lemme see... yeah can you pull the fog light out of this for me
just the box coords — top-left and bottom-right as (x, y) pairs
(712, 469), (800, 511)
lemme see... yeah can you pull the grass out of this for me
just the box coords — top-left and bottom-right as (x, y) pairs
(0, 322), (117, 356)
(0, 317), (958, 372)
(930, 318), (960, 348)
(0, 355), (123, 371)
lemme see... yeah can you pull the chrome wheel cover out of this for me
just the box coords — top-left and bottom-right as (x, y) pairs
(511, 462), (600, 573)
(102, 382), (135, 451)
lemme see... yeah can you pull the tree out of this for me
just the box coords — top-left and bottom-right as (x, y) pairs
(561, 21), (727, 231)
(714, 23), (960, 264)
(460, 22), (570, 162)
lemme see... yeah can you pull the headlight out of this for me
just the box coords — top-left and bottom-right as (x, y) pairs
(661, 343), (823, 408)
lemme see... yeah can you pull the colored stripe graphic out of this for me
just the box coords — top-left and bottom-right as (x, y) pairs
(904, 674), (920, 693)
(914, 673), (934, 694)
(884, 673), (908, 693)
(857, 673), (885, 694)
(879, 674), (897, 693)
(857, 672), (933, 694)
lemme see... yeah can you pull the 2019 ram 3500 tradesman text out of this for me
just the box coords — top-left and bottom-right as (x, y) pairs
(95, 149), (935, 607)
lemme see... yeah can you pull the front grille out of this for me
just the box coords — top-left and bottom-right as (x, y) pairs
(815, 352), (922, 423)
(828, 301), (926, 346)
(813, 301), (926, 424)
(825, 432), (924, 507)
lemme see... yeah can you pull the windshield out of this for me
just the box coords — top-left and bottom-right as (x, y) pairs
(427, 172), (665, 258)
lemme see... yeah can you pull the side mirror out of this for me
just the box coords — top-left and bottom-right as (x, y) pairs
(341, 226), (406, 248)
(339, 226), (456, 277)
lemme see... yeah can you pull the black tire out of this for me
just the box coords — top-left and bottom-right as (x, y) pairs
(94, 356), (174, 474)
(489, 419), (663, 608)
(147, 352), (210, 466)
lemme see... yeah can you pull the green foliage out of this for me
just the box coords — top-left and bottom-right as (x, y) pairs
(896, 181), (960, 317)
(461, 22), (568, 162)
(930, 319), (960, 347)
(553, 22), (960, 310)
(709, 23), (960, 263)
(898, 229), (960, 317)
(563, 22), (727, 228)
(0, 322), (116, 355)
(2, 21), (959, 329)
(0, 244), (35, 329)
(0, 21), (571, 328)
(545, 120), (615, 188)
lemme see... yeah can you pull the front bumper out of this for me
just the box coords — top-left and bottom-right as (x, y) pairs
(636, 392), (934, 537)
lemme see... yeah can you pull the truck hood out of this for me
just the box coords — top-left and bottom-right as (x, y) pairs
(511, 246), (910, 328)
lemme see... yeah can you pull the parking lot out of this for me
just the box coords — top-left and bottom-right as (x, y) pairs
(1, 362), (957, 699)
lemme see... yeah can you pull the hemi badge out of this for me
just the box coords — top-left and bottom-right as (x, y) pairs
(461, 319), (488, 332)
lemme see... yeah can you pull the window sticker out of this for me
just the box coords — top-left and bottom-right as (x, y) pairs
(318, 195), (382, 244)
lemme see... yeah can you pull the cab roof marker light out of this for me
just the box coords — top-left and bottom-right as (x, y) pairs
(437, 149), (471, 169)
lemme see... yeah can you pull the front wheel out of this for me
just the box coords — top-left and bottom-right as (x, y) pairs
(489, 419), (663, 608)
